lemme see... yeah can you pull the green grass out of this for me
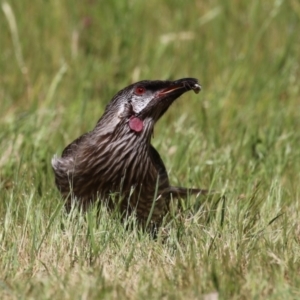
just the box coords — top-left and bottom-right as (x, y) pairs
(1, 0), (300, 299)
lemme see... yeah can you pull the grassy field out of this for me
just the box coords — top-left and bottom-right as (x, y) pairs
(1, 0), (300, 299)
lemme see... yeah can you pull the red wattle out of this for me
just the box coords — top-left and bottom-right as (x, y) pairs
(129, 116), (143, 132)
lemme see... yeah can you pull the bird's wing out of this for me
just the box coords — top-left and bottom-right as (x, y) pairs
(149, 144), (169, 183)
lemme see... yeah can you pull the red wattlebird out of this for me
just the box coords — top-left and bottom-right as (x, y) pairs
(52, 78), (207, 227)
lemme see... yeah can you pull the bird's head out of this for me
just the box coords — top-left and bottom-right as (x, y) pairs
(96, 78), (201, 136)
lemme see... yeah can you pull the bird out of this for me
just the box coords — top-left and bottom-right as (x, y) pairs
(52, 77), (207, 228)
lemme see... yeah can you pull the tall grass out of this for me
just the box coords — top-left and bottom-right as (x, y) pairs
(1, 0), (300, 299)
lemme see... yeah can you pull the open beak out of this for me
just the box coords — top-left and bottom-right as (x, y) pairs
(137, 77), (201, 120)
(158, 78), (201, 96)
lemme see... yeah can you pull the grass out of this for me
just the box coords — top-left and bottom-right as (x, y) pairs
(1, 0), (300, 298)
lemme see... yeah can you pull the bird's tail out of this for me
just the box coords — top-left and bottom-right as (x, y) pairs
(160, 186), (214, 198)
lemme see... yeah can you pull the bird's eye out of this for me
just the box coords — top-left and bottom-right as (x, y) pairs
(134, 86), (146, 95)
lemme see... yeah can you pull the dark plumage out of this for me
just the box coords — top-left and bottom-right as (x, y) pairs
(52, 78), (207, 227)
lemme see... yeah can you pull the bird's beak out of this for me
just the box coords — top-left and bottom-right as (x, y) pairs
(159, 85), (184, 95)
(137, 78), (201, 120)
(158, 78), (201, 96)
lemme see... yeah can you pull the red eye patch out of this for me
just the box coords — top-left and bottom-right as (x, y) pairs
(134, 86), (146, 95)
